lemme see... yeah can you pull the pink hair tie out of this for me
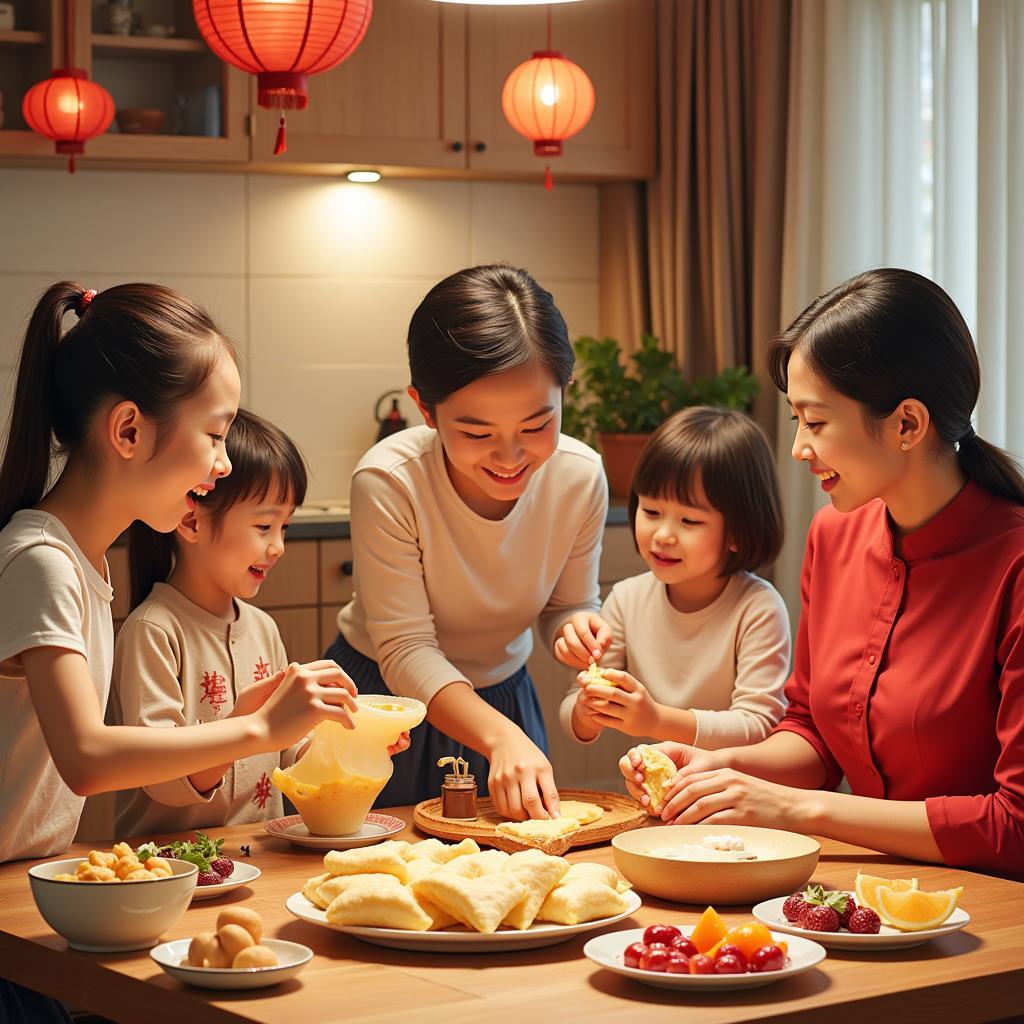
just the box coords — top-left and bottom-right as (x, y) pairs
(76, 289), (97, 318)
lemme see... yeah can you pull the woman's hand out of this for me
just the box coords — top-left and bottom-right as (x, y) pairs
(617, 742), (725, 814)
(554, 612), (613, 669)
(387, 731), (411, 756)
(487, 731), (560, 822)
(578, 669), (661, 737)
(659, 767), (804, 829)
(256, 660), (359, 748)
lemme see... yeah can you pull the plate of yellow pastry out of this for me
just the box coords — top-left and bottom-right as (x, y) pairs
(285, 837), (641, 952)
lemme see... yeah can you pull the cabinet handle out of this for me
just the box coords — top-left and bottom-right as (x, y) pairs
(474, 141), (487, 153)
(450, 141), (464, 152)
(341, 560), (354, 576)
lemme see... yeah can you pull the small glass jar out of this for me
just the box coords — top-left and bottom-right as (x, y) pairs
(441, 772), (478, 820)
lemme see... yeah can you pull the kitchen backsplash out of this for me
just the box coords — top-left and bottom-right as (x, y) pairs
(0, 169), (600, 502)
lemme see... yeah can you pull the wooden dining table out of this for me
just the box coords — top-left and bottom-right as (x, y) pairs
(2, 810), (1022, 1024)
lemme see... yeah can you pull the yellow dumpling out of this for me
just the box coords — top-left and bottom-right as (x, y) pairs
(562, 861), (632, 893)
(325, 875), (432, 931)
(317, 872), (402, 907)
(536, 878), (628, 925)
(636, 744), (678, 812)
(557, 800), (604, 825)
(412, 873), (527, 934)
(302, 871), (332, 910)
(323, 844), (409, 883)
(500, 850), (569, 930)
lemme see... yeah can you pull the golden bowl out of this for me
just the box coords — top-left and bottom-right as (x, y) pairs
(612, 824), (820, 906)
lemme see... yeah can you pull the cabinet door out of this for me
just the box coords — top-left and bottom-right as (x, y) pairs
(267, 607), (321, 665)
(466, 0), (656, 180)
(249, 540), (319, 610)
(253, 0), (467, 169)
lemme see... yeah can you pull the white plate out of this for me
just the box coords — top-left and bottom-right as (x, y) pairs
(264, 813), (405, 850)
(753, 896), (970, 950)
(285, 888), (642, 952)
(150, 937), (312, 989)
(189, 861), (262, 902)
(584, 925), (826, 991)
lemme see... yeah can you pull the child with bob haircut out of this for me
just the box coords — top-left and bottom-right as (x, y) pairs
(557, 405), (790, 752)
(109, 408), (354, 836)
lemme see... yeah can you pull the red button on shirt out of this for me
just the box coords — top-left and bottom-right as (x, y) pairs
(776, 480), (1024, 879)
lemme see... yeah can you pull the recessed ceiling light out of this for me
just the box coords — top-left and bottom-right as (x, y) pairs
(347, 170), (382, 183)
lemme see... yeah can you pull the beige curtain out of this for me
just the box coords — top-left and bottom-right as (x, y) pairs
(600, 0), (792, 439)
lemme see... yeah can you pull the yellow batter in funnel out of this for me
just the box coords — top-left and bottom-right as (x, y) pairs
(273, 695), (426, 835)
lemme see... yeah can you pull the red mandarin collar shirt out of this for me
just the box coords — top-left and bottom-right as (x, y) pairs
(776, 480), (1024, 879)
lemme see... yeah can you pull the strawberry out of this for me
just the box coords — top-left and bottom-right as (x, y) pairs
(839, 898), (859, 929)
(210, 857), (234, 878)
(800, 905), (840, 931)
(847, 907), (882, 934)
(783, 893), (809, 922)
(197, 870), (224, 887)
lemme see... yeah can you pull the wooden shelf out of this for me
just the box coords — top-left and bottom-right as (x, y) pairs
(0, 30), (47, 50)
(90, 34), (209, 60)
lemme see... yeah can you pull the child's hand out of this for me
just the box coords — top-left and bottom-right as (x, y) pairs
(580, 668), (661, 737)
(231, 668), (287, 719)
(554, 612), (613, 669)
(387, 731), (411, 756)
(257, 659), (359, 748)
(570, 687), (606, 741)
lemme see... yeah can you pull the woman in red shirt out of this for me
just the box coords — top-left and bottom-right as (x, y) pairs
(620, 268), (1024, 879)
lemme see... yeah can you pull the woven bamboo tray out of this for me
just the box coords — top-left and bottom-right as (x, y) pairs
(412, 788), (647, 856)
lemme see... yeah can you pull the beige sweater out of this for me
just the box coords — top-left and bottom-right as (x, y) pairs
(559, 571), (791, 749)
(109, 583), (301, 839)
(338, 426), (607, 702)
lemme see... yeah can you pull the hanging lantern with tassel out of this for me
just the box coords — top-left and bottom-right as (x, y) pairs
(22, 0), (114, 173)
(192, 1), (373, 155)
(500, 8), (594, 192)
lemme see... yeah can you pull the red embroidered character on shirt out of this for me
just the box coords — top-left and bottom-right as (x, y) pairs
(199, 669), (228, 717)
(252, 772), (272, 810)
(253, 657), (271, 682)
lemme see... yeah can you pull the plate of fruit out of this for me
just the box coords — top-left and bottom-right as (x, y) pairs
(753, 873), (969, 950)
(137, 832), (260, 902)
(582, 907), (826, 991)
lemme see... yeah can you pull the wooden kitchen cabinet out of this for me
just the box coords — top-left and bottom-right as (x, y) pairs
(255, 0), (656, 181)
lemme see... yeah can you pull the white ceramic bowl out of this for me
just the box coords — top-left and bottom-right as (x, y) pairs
(612, 825), (820, 905)
(28, 857), (197, 952)
(151, 938), (312, 989)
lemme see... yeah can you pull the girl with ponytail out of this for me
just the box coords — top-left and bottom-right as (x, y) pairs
(618, 269), (1024, 880)
(0, 282), (358, 866)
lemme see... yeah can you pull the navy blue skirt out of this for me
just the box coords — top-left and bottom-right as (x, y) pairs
(324, 632), (548, 807)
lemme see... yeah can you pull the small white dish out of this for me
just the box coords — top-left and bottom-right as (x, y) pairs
(584, 925), (826, 991)
(285, 888), (642, 953)
(264, 812), (405, 850)
(189, 861), (261, 902)
(150, 937), (312, 989)
(753, 895), (970, 950)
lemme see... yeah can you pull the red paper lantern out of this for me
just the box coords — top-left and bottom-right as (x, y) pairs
(22, 0), (115, 173)
(501, 50), (595, 190)
(193, 0), (373, 154)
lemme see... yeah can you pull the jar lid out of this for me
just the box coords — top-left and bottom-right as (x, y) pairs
(443, 773), (476, 786)
(437, 754), (471, 781)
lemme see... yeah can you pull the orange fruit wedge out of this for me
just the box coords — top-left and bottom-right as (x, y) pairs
(873, 886), (963, 932)
(690, 906), (728, 953)
(854, 871), (918, 922)
(725, 922), (775, 959)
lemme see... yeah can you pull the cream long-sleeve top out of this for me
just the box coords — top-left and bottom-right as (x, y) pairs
(338, 425), (608, 703)
(109, 582), (302, 838)
(559, 570), (791, 749)
(0, 511), (113, 863)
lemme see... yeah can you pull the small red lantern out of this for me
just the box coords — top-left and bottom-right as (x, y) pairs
(23, 1), (114, 173)
(501, 50), (595, 190)
(193, 0), (373, 155)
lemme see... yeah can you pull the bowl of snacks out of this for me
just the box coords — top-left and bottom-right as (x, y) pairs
(28, 842), (197, 952)
(612, 825), (819, 905)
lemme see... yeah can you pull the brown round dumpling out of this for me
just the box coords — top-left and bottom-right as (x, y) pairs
(216, 923), (255, 961)
(216, 906), (263, 944)
(232, 944), (278, 969)
(188, 932), (221, 968)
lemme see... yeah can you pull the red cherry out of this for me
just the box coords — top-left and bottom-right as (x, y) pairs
(623, 941), (647, 969)
(670, 935), (698, 957)
(643, 924), (682, 946)
(688, 953), (716, 975)
(639, 946), (672, 972)
(749, 944), (787, 973)
(714, 953), (746, 975)
(713, 943), (747, 969)
(665, 952), (691, 974)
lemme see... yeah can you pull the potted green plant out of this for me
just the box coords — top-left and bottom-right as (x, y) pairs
(562, 334), (759, 496)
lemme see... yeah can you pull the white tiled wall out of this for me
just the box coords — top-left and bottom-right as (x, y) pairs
(0, 168), (600, 501)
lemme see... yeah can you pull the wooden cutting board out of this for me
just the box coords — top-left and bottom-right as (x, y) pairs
(412, 787), (647, 856)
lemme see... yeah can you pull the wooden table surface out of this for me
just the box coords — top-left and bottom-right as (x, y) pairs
(2, 811), (1022, 1024)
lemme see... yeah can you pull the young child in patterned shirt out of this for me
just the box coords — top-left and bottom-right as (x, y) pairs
(110, 408), (311, 836)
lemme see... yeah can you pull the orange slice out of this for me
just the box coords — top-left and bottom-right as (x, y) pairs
(854, 872), (918, 922)
(690, 906), (728, 953)
(873, 886), (963, 932)
(724, 922), (775, 960)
